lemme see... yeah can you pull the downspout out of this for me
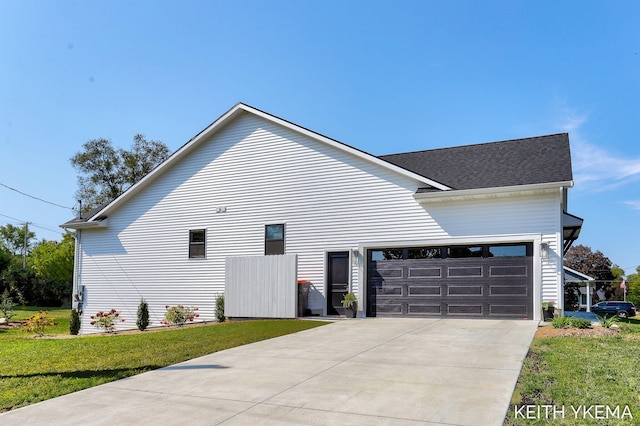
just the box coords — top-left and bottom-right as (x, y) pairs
(558, 187), (565, 313)
(72, 230), (83, 332)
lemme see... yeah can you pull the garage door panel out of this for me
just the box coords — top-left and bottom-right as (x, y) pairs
(448, 304), (483, 315)
(408, 304), (441, 315)
(447, 285), (483, 296)
(448, 266), (483, 277)
(376, 303), (403, 314)
(490, 304), (528, 316)
(408, 285), (441, 296)
(409, 267), (442, 277)
(367, 243), (533, 319)
(371, 285), (403, 295)
(490, 284), (528, 296)
(371, 268), (404, 279)
(490, 265), (528, 277)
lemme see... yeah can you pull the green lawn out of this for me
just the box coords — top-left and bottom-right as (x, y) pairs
(505, 318), (640, 425)
(0, 307), (326, 412)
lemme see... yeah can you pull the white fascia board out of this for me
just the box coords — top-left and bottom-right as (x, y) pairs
(61, 218), (109, 230)
(414, 181), (574, 203)
(88, 103), (451, 221)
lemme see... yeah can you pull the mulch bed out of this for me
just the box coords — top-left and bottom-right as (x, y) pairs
(1, 320), (222, 339)
(535, 325), (620, 338)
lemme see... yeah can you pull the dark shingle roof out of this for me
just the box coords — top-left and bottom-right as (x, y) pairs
(62, 202), (110, 226)
(379, 133), (572, 190)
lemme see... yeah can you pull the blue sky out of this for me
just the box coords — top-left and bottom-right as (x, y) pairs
(1, 1), (639, 275)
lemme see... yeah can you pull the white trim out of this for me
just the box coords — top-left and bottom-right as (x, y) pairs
(357, 233), (544, 321)
(564, 266), (595, 282)
(414, 181), (574, 203)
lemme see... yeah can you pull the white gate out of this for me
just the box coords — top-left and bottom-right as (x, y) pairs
(225, 255), (298, 318)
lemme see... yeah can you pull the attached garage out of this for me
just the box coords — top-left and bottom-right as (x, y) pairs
(367, 243), (533, 319)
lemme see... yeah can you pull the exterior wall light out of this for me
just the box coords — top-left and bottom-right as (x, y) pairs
(540, 242), (549, 259)
(351, 248), (360, 267)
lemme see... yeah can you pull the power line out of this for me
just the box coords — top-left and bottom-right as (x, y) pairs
(0, 182), (74, 210)
(0, 212), (62, 235)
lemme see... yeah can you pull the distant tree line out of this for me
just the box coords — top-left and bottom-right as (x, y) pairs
(0, 225), (74, 307)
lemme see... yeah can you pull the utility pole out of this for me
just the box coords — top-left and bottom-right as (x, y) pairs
(22, 221), (31, 268)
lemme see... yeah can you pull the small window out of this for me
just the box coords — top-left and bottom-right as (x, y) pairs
(189, 229), (206, 258)
(370, 249), (404, 261)
(488, 244), (528, 257)
(448, 246), (483, 258)
(408, 247), (442, 259)
(265, 224), (285, 255)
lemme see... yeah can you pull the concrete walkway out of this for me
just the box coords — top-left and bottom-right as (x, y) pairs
(1, 318), (537, 425)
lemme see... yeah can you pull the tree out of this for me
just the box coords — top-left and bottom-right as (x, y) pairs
(28, 233), (75, 305)
(627, 266), (640, 307)
(29, 233), (74, 287)
(70, 134), (170, 211)
(564, 244), (619, 300)
(564, 245), (615, 282)
(0, 224), (35, 257)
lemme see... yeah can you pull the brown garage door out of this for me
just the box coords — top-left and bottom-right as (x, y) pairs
(366, 243), (533, 319)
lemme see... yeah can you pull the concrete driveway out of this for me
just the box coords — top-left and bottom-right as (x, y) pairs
(0, 318), (537, 425)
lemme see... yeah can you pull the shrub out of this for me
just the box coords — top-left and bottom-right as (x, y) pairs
(90, 309), (125, 333)
(569, 318), (592, 329)
(551, 316), (573, 329)
(597, 314), (618, 328)
(215, 294), (225, 323)
(137, 298), (150, 331)
(69, 309), (81, 335)
(23, 310), (57, 336)
(161, 305), (199, 327)
(551, 316), (593, 329)
(0, 289), (16, 320)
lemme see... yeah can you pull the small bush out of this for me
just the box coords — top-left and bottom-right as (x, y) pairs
(0, 289), (16, 320)
(551, 316), (593, 329)
(23, 310), (57, 336)
(69, 309), (81, 335)
(215, 294), (225, 323)
(137, 299), (150, 331)
(597, 314), (618, 328)
(90, 309), (125, 333)
(161, 305), (199, 327)
(551, 316), (573, 329)
(569, 318), (592, 329)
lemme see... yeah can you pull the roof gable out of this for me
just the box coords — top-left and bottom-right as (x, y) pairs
(64, 103), (449, 226)
(379, 134), (573, 190)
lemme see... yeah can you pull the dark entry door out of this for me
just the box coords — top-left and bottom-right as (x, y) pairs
(327, 252), (349, 315)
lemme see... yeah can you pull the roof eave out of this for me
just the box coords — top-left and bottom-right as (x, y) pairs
(413, 181), (574, 203)
(60, 218), (109, 230)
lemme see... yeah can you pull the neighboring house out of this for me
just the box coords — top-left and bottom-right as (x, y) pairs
(564, 266), (595, 312)
(63, 103), (583, 333)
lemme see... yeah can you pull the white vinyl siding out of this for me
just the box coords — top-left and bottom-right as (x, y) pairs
(76, 112), (564, 332)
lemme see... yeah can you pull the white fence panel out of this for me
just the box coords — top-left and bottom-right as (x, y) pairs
(225, 255), (298, 318)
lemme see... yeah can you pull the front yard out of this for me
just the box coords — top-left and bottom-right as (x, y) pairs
(3, 307), (640, 423)
(0, 307), (326, 412)
(505, 318), (640, 425)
